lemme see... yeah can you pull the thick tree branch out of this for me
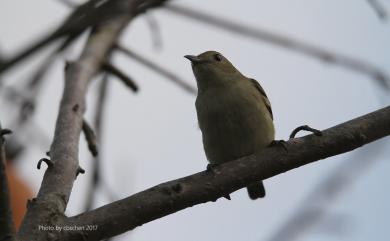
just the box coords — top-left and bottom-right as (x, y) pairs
(17, 1), (170, 240)
(0, 124), (17, 241)
(17, 10), (133, 241)
(65, 106), (390, 241)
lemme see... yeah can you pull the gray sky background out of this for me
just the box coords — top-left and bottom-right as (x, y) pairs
(0, 1), (389, 241)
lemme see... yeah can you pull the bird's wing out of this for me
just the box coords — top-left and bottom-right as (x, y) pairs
(249, 78), (273, 120)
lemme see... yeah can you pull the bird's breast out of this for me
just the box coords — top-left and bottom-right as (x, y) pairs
(195, 84), (274, 164)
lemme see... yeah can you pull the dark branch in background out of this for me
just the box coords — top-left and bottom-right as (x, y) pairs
(57, 1), (196, 94)
(366, 0), (388, 21)
(115, 45), (197, 94)
(0, 48), (4, 64)
(84, 75), (115, 241)
(19, 50), (58, 124)
(58, 0), (77, 8)
(82, 119), (99, 157)
(4, 137), (25, 162)
(164, 4), (390, 90)
(0, 0), (103, 74)
(0, 123), (17, 241)
(64, 106), (390, 241)
(3, 29), (90, 126)
(102, 62), (139, 92)
(0, 72), (53, 151)
(84, 74), (110, 211)
(0, 50), (54, 123)
(266, 138), (389, 241)
(0, 0), (169, 75)
(145, 13), (163, 50)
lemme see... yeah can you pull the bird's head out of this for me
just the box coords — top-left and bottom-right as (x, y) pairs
(185, 51), (241, 90)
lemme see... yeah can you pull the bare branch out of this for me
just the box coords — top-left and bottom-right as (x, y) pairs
(82, 119), (99, 157)
(57, 0), (77, 8)
(16, 1), (171, 239)
(18, 50), (59, 124)
(84, 74), (110, 211)
(165, 4), (390, 89)
(145, 13), (163, 50)
(0, 0), (98, 74)
(17, 11), (133, 241)
(366, 0), (388, 21)
(115, 45), (197, 94)
(65, 106), (390, 241)
(102, 62), (139, 92)
(0, 0), (170, 75)
(0, 123), (17, 241)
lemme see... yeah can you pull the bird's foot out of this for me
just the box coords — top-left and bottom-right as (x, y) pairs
(206, 164), (231, 200)
(289, 125), (322, 139)
(269, 140), (288, 152)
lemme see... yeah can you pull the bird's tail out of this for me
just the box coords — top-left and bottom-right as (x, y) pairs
(247, 181), (266, 200)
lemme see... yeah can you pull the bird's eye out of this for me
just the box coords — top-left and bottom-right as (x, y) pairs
(214, 54), (223, 62)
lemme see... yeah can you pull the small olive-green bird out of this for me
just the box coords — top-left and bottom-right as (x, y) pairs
(185, 51), (275, 200)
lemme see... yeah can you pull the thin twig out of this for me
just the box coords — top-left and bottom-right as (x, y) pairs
(366, 0), (388, 21)
(65, 106), (390, 241)
(18, 50), (59, 124)
(82, 119), (99, 157)
(0, 0), (170, 75)
(115, 44), (197, 94)
(164, 4), (390, 90)
(102, 62), (139, 92)
(1, 60), (52, 123)
(0, 0), (124, 75)
(84, 74), (109, 211)
(145, 13), (163, 50)
(57, 0), (78, 8)
(0, 123), (17, 241)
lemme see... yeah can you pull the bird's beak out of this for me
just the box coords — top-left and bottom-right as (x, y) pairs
(184, 55), (202, 64)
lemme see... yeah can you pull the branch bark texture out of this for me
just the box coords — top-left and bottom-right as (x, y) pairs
(65, 106), (390, 241)
(17, 8), (133, 241)
(17, 0), (171, 239)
